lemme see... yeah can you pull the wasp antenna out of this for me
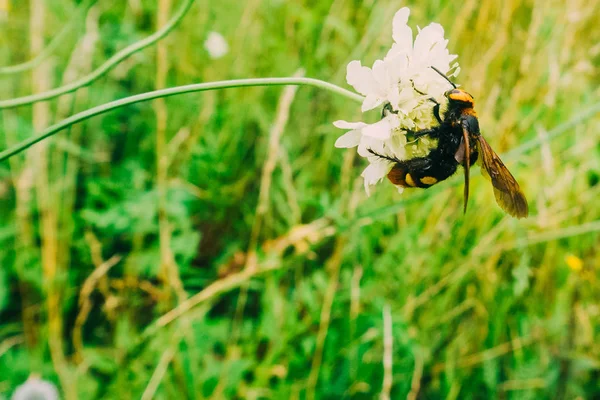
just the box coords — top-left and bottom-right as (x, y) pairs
(430, 66), (456, 88)
(367, 148), (402, 164)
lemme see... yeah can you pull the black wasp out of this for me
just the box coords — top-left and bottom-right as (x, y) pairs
(368, 67), (528, 218)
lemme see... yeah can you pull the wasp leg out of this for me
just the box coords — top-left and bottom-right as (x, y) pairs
(410, 80), (443, 124)
(413, 128), (439, 138)
(432, 103), (442, 124)
(381, 103), (395, 118)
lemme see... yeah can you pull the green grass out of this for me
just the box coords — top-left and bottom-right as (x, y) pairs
(1, 0), (600, 398)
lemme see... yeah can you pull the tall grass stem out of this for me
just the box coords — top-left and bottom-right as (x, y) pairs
(0, 0), (195, 109)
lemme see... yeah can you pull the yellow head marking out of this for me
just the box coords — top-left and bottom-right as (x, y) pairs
(420, 176), (438, 185)
(446, 88), (474, 105)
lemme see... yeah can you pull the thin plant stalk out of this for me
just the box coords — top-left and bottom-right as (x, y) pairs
(55, 6), (100, 277)
(0, 0), (97, 75)
(306, 238), (345, 400)
(211, 69), (305, 399)
(2, 109), (39, 347)
(0, 77), (364, 162)
(29, 0), (75, 398)
(153, 1), (196, 392)
(154, 0), (187, 303)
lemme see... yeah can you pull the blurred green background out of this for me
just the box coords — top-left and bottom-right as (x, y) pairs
(1, 0), (600, 398)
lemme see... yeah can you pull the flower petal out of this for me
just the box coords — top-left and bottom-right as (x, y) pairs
(386, 133), (409, 160)
(357, 135), (385, 158)
(362, 118), (393, 140)
(392, 7), (413, 52)
(371, 60), (392, 91)
(412, 23), (454, 73)
(333, 120), (368, 130)
(334, 129), (362, 148)
(346, 60), (379, 96)
(361, 93), (384, 112)
(413, 23), (446, 55)
(383, 51), (410, 83)
(361, 162), (391, 196)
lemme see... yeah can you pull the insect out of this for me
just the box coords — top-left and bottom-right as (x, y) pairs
(369, 67), (529, 218)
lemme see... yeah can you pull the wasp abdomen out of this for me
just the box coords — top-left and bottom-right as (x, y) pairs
(387, 156), (457, 188)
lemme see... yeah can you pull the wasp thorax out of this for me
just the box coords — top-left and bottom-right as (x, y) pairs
(446, 89), (474, 106)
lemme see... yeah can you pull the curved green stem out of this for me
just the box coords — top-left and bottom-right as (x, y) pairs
(0, 0), (97, 75)
(0, 77), (364, 162)
(0, 0), (195, 109)
(2, 75), (596, 165)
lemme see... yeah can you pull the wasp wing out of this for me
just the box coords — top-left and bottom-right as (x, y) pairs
(454, 128), (475, 214)
(477, 136), (529, 218)
(455, 127), (471, 214)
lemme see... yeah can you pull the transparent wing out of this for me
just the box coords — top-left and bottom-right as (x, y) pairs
(477, 136), (529, 218)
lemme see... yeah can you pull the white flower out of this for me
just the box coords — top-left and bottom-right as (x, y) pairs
(204, 31), (229, 59)
(11, 378), (59, 400)
(335, 117), (438, 195)
(335, 7), (459, 195)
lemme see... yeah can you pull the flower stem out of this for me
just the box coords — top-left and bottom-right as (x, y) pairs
(0, 0), (195, 109)
(0, 77), (364, 162)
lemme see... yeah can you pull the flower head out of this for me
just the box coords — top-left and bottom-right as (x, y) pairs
(335, 7), (459, 195)
(204, 31), (229, 59)
(11, 377), (59, 400)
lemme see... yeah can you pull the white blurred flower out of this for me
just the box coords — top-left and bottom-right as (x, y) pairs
(11, 377), (59, 400)
(204, 31), (229, 59)
(335, 7), (459, 195)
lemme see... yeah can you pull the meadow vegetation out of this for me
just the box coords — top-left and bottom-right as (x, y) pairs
(0, 0), (599, 398)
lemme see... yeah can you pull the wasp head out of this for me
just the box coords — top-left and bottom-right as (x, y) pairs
(445, 88), (474, 108)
